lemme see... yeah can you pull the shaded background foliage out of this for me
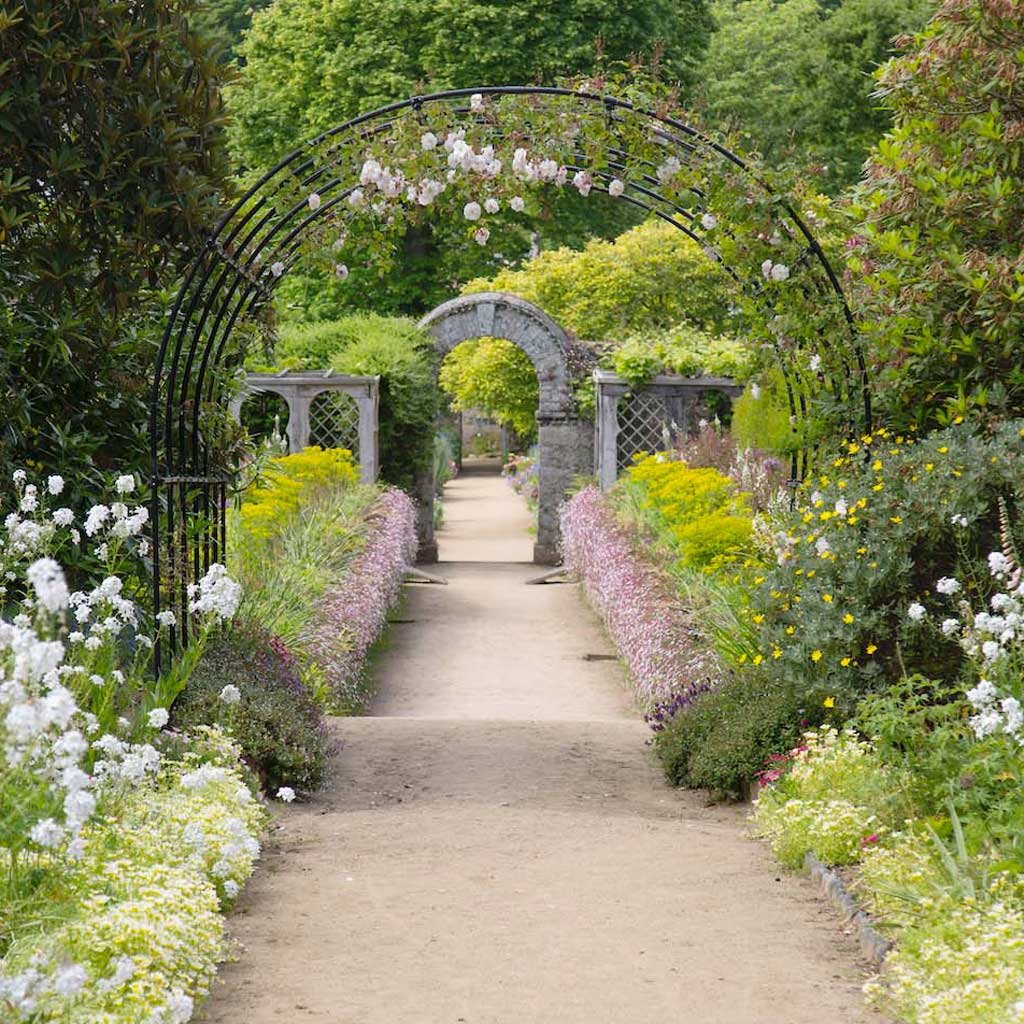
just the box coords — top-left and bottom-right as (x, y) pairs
(0, 0), (234, 496)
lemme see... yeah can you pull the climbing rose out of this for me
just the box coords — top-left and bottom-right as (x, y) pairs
(701, 212), (717, 230)
(463, 201), (482, 221)
(474, 227), (490, 246)
(510, 195), (525, 212)
(771, 263), (790, 282)
(484, 198), (499, 214)
(334, 264), (349, 281)
(608, 178), (625, 197)
(307, 193), (321, 211)
(420, 131), (438, 150)
(470, 93), (484, 110)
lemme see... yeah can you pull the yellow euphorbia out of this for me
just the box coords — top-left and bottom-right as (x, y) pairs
(240, 447), (358, 539)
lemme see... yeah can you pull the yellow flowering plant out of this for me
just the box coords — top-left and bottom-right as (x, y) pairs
(743, 421), (1024, 707)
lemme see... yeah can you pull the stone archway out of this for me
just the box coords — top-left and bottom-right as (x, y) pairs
(417, 292), (592, 566)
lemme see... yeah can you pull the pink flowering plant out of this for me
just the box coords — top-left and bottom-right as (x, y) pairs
(306, 487), (418, 711)
(560, 486), (722, 709)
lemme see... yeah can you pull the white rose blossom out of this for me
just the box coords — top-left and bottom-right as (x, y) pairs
(608, 178), (625, 198)
(463, 201), (482, 222)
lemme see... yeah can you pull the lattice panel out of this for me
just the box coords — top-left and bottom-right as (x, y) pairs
(309, 391), (360, 451)
(616, 392), (672, 471)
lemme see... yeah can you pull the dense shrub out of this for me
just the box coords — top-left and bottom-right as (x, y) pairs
(730, 372), (801, 456)
(173, 626), (331, 793)
(744, 421), (1024, 711)
(698, 0), (935, 192)
(439, 337), (539, 439)
(652, 674), (815, 797)
(239, 446), (359, 539)
(271, 315), (438, 491)
(0, 0), (234, 495)
(464, 220), (735, 340)
(849, 0), (1024, 429)
(615, 455), (753, 572)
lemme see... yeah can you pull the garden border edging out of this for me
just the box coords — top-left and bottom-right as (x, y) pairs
(803, 851), (891, 967)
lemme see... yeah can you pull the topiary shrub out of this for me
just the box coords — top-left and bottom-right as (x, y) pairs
(172, 625), (332, 794)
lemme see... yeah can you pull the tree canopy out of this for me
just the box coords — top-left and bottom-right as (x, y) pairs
(697, 0), (937, 191)
(0, 0), (234, 490)
(227, 0), (714, 170)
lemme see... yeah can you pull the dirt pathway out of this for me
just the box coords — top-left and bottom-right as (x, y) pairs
(203, 462), (881, 1024)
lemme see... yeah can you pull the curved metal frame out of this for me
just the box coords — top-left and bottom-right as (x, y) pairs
(149, 85), (869, 669)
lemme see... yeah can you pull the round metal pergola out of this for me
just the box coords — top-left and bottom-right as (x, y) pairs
(148, 85), (869, 666)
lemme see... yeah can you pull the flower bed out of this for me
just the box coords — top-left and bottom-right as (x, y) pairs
(560, 486), (720, 709)
(1, 731), (265, 1023)
(307, 487), (417, 710)
(0, 469), (266, 1024)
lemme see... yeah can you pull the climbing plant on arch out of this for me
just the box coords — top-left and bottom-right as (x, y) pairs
(149, 81), (870, 659)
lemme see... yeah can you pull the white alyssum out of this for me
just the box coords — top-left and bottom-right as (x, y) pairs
(276, 786), (296, 803)
(907, 602), (927, 622)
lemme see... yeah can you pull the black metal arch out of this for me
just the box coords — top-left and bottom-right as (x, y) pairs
(148, 84), (869, 667)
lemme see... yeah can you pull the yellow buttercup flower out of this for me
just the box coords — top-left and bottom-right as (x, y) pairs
(866, 644), (878, 655)
(823, 696), (836, 707)
(840, 657), (852, 667)
(772, 647), (782, 659)
(811, 650), (823, 662)
(843, 613), (854, 624)
(786, 626), (796, 635)
(822, 593), (833, 603)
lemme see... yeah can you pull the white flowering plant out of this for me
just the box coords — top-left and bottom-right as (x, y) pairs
(1, 468), (244, 973)
(0, 728), (265, 1023)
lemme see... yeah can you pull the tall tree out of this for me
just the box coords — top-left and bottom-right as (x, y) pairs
(0, 0), (235, 490)
(698, 0), (936, 191)
(228, 0), (714, 171)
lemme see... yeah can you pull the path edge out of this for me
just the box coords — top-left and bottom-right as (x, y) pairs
(803, 851), (891, 967)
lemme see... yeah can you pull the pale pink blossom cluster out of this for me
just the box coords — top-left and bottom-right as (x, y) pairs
(560, 487), (721, 708)
(308, 489), (417, 705)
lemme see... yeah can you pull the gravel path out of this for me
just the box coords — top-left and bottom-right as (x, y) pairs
(202, 462), (882, 1024)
